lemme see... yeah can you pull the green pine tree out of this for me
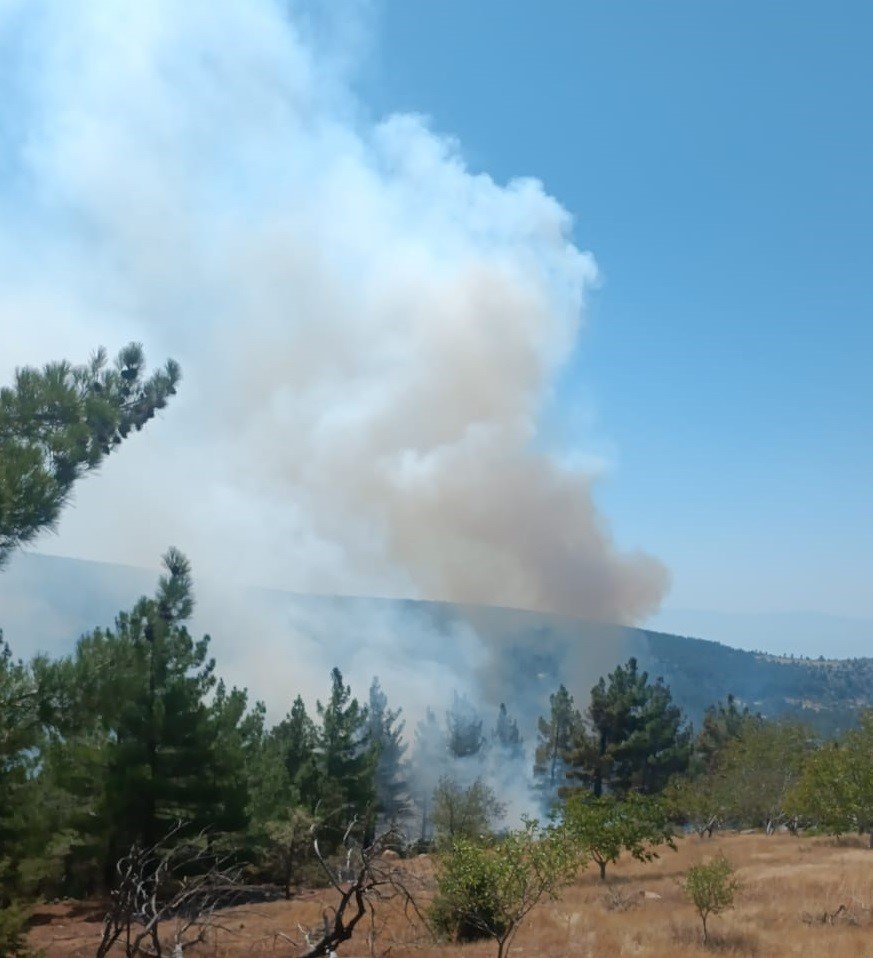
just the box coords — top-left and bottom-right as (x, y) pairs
(492, 703), (523, 760)
(314, 669), (375, 844)
(0, 344), (179, 567)
(445, 691), (485, 759)
(566, 658), (691, 797)
(533, 684), (582, 805)
(368, 677), (410, 825)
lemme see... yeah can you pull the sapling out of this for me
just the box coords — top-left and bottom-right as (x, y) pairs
(682, 854), (742, 945)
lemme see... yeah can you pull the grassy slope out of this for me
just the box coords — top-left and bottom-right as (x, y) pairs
(29, 832), (873, 957)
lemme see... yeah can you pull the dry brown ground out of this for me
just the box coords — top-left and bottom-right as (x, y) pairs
(28, 832), (873, 958)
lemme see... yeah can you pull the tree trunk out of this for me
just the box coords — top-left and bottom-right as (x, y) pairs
(598, 860), (607, 881)
(701, 914), (708, 944)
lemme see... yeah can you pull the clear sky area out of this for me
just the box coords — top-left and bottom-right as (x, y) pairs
(365, 1), (872, 625)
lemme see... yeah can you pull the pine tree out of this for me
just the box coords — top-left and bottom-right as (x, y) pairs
(272, 695), (320, 812)
(0, 638), (43, 902)
(106, 549), (217, 851)
(445, 691), (485, 759)
(534, 684), (582, 803)
(411, 708), (448, 843)
(367, 678), (410, 825)
(614, 675), (692, 794)
(566, 658), (691, 797)
(314, 669), (375, 844)
(0, 344), (179, 567)
(492, 703), (523, 760)
(31, 550), (257, 890)
(205, 681), (263, 835)
(695, 695), (756, 773)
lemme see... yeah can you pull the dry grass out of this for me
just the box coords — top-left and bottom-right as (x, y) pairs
(28, 832), (873, 957)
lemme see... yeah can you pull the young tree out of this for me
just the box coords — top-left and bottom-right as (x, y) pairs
(533, 684), (582, 805)
(314, 668), (375, 843)
(260, 807), (316, 899)
(492, 703), (523, 760)
(204, 680), (263, 835)
(563, 792), (676, 881)
(368, 677), (410, 825)
(682, 855), (742, 945)
(446, 691), (485, 758)
(430, 821), (578, 958)
(271, 695), (320, 812)
(0, 344), (179, 567)
(411, 708), (448, 843)
(0, 638), (40, 840)
(695, 695), (756, 774)
(25, 552), (259, 891)
(668, 772), (725, 839)
(0, 639), (46, 950)
(102, 549), (219, 852)
(432, 776), (506, 843)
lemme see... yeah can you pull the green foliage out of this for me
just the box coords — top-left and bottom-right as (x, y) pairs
(445, 691), (485, 759)
(314, 668), (376, 843)
(563, 792), (676, 880)
(258, 807), (316, 898)
(669, 716), (811, 834)
(492, 703), (523, 760)
(0, 344), (179, 567)
(0, 552), (264, 897)
(269, 694), (320, 812)
(533, 684), (582, 807)
(432, 776), (506, 844)
(667, 772), (724, 838)
(694, 695), (757, 774)
(430, 820), (577, 958)
(0, 902), (41, 958)
(715, 719), (810, 831)
(368, 677), (410, 824)
(787, 710), (873, 843)
(564, 657), (691, 798)
(682, 854), (742, 944)
(0, 638), (41, 850)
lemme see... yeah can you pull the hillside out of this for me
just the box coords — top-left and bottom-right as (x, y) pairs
(27, 832), (873, 957)
(0, 552), (871, 733)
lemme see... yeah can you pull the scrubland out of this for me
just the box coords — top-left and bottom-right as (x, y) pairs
(29, 831), (873, 958)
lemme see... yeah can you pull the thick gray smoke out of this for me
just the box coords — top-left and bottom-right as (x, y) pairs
(0, 2), (667, 814)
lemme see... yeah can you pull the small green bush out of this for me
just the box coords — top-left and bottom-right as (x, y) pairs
(430, 821), (577, 958)
(682, 854), (742, 944)
(0, 902), (42, 958)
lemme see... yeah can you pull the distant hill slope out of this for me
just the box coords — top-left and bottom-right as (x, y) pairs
(1, 552), (871, 734)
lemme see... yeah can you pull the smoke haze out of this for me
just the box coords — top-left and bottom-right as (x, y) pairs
(0, 1), (668, 812)
(0, 0), (665, 618)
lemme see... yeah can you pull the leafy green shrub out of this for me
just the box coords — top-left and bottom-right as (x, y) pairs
(563, 792), (676, 880)
(682, 854), (742, 944)
(430, 821), (576, 958)
(0, 902), (41, 958)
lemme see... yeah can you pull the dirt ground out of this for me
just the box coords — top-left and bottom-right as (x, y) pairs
(28, 832), (873, 958)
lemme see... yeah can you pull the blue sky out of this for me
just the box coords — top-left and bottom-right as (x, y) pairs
(365, 0), (873, 621)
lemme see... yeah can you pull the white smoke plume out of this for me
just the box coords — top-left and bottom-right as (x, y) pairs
(0, 0), (666, 620)
(0, 2), (668, 822)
